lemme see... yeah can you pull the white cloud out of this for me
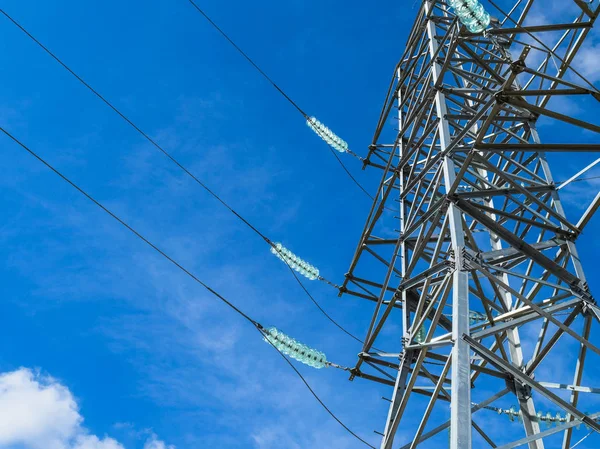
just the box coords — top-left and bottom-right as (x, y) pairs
(0, 368), (83, 449)
(0, 368), (173, 449)
(251, 427), (301, 449)
(576, 41), (600, 84)
(143, 434), (175, 449)
(72, 435), (125, 449)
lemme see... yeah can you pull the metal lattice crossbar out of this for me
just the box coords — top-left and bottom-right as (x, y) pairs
(340, 1), (600, 448)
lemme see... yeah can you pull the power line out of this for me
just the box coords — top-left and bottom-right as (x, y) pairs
(0, 125), (375, 449)
(281, 256), (366, 346)
(1, 127), (258, 327)
(186, 0), (306, 117)
(0, 8), (368, 345)
(184, 0), (375, 194)
(191, 1), (600, 203)
(258, 325), (376, 449)
(328, 146), (375, 199)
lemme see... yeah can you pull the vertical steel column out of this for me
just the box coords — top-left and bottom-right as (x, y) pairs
(379, 64), (411, 449)
(474, 55), (545, 449)
(424, 2), (471, 448)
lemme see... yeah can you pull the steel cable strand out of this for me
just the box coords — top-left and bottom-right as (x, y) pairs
(0, 8), (366, 344)
(1, 125), (375, 449)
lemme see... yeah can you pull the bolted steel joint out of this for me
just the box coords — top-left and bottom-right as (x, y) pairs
(494, 91), (509, 105)
(401, 336), (410, 350)
(505, 374), (533, 401)
(510, 59), (527, 74)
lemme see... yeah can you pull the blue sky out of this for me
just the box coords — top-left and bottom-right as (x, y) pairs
(0, 1), (599, 448)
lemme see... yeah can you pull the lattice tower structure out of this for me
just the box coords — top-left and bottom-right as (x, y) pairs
(340, 1), (600, 448)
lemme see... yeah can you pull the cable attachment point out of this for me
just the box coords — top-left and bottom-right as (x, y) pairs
(318, 275), (341, 290)
(506, 374), (533, 401)
(327, 361), (351, 371)
(510, 58), (527, 74)
(494, 91), (509, 105)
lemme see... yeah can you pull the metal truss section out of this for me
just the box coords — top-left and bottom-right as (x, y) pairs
(340, 1), (600, 448)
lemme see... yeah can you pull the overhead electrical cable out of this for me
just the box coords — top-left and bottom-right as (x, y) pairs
(258, 325), (376, 449)
(0, 8), (369, 345)
(0, 125), (375, 449)
(184, 1), (306, 117)
(184, 1), (374, 189)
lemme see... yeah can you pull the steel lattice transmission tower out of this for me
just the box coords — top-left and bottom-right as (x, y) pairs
(339, 1), (600, 448)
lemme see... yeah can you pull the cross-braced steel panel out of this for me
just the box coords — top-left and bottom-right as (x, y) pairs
(340, 1), (600, 448)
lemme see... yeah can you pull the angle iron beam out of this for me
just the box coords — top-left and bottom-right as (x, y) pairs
(465, 335), (600, 434)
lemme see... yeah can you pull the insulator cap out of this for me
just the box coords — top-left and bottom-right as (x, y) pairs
(469, 311), (487, 324)
(306, 116), (349, 153)
(415, 325), (426, 344)
(448, 0), (491, 33)
(497, 407), (570, 427)
(263, 326), (328, 369)
(270, 242), (320, 281)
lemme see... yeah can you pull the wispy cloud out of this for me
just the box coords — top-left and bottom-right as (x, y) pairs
(0, 93), (383, 449)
